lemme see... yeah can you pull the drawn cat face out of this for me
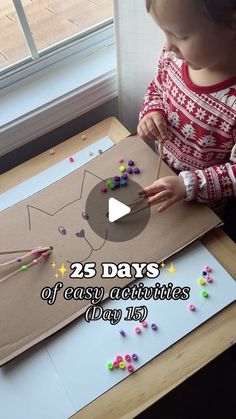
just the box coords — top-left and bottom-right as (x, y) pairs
(27, 170), (108, 264)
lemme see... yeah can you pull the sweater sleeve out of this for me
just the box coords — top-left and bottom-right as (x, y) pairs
(179, 141), (236, 203)
(139, 48), (168, 121)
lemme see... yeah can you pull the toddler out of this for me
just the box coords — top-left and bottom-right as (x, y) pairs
(137, 0), (236, 240)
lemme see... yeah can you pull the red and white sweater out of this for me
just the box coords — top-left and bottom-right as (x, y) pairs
(139, 49), (236, 211)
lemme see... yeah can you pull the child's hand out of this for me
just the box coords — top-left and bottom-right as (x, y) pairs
(137, 112), (168, 142)
(139, 176), (186, 212)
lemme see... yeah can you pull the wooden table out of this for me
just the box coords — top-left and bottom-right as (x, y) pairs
(1, 117), (235, 419)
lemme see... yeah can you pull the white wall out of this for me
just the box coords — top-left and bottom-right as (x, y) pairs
(114, 0), (164, 132)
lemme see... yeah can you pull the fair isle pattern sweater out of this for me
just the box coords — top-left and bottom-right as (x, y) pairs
(139, 49), (236, 208)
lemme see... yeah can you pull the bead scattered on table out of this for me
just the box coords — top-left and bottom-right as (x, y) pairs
(126, 167), (133, 174)
(134, 326), (141, 334)
(119, 165), (126, 173)
(151, 323), (158, 331)
(49, 148), (55, 155)
(68, 156), (75, 163)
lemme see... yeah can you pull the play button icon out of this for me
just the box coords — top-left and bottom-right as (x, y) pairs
(85, 177), (151, 242)
(108, 198), (131, 222)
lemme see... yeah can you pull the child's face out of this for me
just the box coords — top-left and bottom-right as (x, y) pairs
(151, 0), (235, 70)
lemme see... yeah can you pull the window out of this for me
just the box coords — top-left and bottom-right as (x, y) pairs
(0, 0), (114, 86)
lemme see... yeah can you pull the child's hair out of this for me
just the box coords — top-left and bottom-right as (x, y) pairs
(146, 0), (236, 27)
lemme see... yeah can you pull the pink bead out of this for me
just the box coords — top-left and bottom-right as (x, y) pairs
(124, 354), (131, 362)
(116, 355), (123, 363)
(68, 156), (75, 162)
(206, 275), (213, 283)
(117, 156), (124, 163)
(204, 265), (212, 273)
(141, 321), (148, 328)
(113, 360), (119, 368)
(101, 187), (107, 193)
(127, 364), (134, 373)
(32, 259), (38, 265)
(188, 304), (196, 311)
(42, 252), (49, 258)
(31, 249), (38, 255)
(134, 326), (141, 334)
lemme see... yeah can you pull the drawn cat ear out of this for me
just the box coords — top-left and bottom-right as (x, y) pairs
(27, 205), (53, 230)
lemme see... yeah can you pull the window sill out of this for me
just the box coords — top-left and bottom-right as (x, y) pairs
(0, 33), (117, 157)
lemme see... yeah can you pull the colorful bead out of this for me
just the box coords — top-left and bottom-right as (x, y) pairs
(151, 323), (158, 331)
(106, 179), (113, 186)
(206, 275), (213, 283)
(125, 354), (131, 362)
(31, 249), (38, 255)
(119, 361), (126, 369)
(68, 156), (75, 162)
(81, 134), (86, 140)
(116, 355), (123, 363)
(119, 329), (126, 337)
(127, 167), (133, 174)
(101, 186), (107, 193)
(114, 176), (121, 182)
(107, 361), (113, 370)
(132, 353), (138, 361)
(113, 360), (119, 368)
(141, 320), (148, 328)
(120, 179), (127, 187)
(128, 159), (134, 166)
(134, 326), (141, 334)
(109, 182), (115, 190)
(114, 181), (120, 188)
(42, 252), (49, 258)
(202, 271), (207, 277)
(133, 167), (140, 174)
(121, 173), (128, 180)
(49, 148), (55, 155)
(98, 149), (103, 154)
(198, 277), (206, 286)
(188, 303), (196, 311)
(127, 364), (134, 373)
(16, 257), (22, 263)
(32, 259), (38, 265)
(204, 265), (212, 273)
(202, 290), (208, 298)
(20, 265), (28, 271)
(117, 156), (124, 163)
(119, 165), (126, 173)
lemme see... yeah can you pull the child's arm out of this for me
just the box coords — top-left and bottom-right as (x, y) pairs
(179, 150), (236, 203)
(139, 141), (236, 211)
(137, 49), (168, 142)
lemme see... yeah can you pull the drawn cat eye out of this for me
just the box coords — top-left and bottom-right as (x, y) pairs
(82, 211), (89, 220)
(58, 226), (67, 235)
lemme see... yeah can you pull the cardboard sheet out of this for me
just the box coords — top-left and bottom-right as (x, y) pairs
(0, 135), (221, 365)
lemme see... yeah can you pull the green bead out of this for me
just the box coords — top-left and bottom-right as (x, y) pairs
(107, 361), (113, 370)
(202, 289), (208, 298)
(20, 264), (28, 271)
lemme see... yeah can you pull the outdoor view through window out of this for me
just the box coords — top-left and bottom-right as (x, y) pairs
(0, 0), (113, 70)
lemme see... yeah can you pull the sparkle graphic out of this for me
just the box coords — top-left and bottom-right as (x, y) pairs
(54, 273), (59, 279)
(168, 262), (176, 275)
(160, 261), (165, 269)
(51, 261), (56, 269)
(58, 263), (67, 278)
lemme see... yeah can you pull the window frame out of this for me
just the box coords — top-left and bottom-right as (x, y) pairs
(0, 0), (113, 90)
